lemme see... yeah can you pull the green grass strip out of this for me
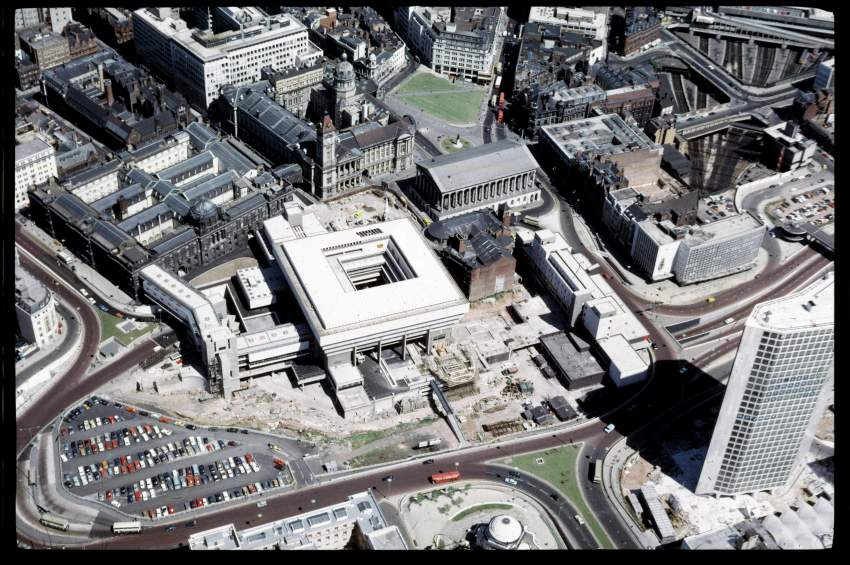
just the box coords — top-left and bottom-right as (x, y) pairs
(450, 503), (514, 522)
(503, 446), (615, 549)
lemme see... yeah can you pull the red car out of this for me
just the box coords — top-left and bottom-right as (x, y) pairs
(245, 453), (254, 463)
(106, 490), (113, 501)
(112, 439), (119, 449)
(134, 490), (141, 502)
(134, 460), (141, 471)
(167, 505), (175, 515)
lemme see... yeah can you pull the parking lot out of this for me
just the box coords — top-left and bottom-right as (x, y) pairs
(767, 181), (834, 227)
(57, 396), (296, 519)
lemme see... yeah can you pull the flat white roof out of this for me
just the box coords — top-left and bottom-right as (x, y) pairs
(598, 334), (648, 375)
(141, 264), (220, 331)
(749, 272), (834, 332)
(279, 218), (467, 333)
(236, 266), (274, 305)
(134, 8), (306, 62)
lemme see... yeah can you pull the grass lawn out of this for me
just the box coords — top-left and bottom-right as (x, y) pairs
(96, 310), (154, 347)
(396, 72), (465, 95)
(502, 446), (615, 549)
(399, 91), (485, 124)
(440, 137), (474, 153)
(450, 503), (514, 522)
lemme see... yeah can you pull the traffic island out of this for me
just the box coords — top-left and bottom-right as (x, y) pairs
(500, 445), (615, 549)
(394, 482), (563, 549)
(439, 136), (474, 153)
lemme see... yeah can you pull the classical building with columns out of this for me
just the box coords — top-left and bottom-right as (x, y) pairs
(414, 140), (541, 220)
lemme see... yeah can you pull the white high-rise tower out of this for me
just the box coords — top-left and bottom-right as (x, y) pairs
(696, 272), (835, 496)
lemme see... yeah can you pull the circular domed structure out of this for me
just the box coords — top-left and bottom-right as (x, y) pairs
(334, 53), (356, 94)
(190, 198), (219, 223)
(485, 515), (524, 549)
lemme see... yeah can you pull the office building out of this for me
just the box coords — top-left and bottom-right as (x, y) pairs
(14, 8), (41, 30)
(513, 21), (605, 96)
(15, 138), (57, 211)
(521, 83), (606, 137)
(696, 273), (834, 496)
(74, 8), (135, 48)
(600, 84), (657, 128)
(538, 331), (604, 390)
(523, 229), (649, 386)
(261, 61), (325, 119)
(268, 217), (469, 371)
(132, 8), (322, 109)
(15, 264), (60, 349)
(527, 7), (608, 42)
(615, 7), (663, 55)
(141, 264), (239, 396)
(414, 140), (540, 220)
(539, 113), (663, 191)
(14, 7), (73, 33)
(18, 29), (71, 70)
(670, 213), (766, 285)
(189, 490), (406, 550)
(395, 6), (507, 84)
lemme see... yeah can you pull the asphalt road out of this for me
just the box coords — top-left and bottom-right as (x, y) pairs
(536, 167), (831, 320)
(15, 297), (80, 388)
(15, 220), (153, 321)
(414, 131), (442, 157)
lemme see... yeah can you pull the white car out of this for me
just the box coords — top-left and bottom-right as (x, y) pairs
(603, 423), (616, 434)
(575, 514), (586, 525)
(504, 477), (518, 486)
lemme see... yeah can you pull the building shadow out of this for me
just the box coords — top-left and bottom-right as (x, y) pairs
(600, 358), (726, 493)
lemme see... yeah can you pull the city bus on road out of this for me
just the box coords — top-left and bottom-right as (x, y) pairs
(112, 521), (142, 534)
(522, 215), (541, 228)
(40, 514), (70, 532)
(57, 251), (74, 265)
(430, 470), (461, 485)
(593, 460), (603, 484)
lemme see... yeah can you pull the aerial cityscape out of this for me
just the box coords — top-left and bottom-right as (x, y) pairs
(14, 6), (834, 550)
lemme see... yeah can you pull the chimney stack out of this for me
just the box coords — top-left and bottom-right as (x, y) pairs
(104, 79), (114, 106)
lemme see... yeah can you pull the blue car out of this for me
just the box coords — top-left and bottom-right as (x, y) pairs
(99, 305), (109, 312)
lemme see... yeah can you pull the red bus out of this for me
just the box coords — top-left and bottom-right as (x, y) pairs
(430, 471), (461, 485)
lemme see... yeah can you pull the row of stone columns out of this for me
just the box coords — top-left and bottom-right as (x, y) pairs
(440, 171), (534, 211)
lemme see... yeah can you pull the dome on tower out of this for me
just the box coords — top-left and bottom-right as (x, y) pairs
(190, 198), (219, 222)
(335, 52), (356, 85)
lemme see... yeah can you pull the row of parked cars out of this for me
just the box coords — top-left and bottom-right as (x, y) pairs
(60, 413), (125, 437)
(60, 423), (173, 463)
(144, 476), (287, 522)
